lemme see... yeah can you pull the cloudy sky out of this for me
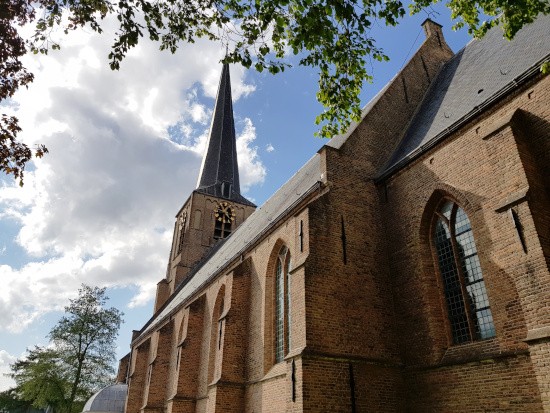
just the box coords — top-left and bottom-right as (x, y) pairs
(0, 4), (472, 391)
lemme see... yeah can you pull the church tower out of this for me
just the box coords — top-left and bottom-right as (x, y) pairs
(154, 64), (256, 312)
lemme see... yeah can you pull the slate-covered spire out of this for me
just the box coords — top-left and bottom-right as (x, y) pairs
(196, 64), (254, 205)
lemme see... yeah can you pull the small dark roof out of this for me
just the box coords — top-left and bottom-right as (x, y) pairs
(379, 14), (550, 177)
(196, 64), (254, 206)
(82, 384), (127, 413)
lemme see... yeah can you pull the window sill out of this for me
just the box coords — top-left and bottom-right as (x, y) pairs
(264, 347), (305, 381)
(438, 338), (528, 367)
(285, 346), (305, 360)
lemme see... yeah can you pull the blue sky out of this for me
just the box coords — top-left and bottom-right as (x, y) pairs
(0, 3), (473, 390)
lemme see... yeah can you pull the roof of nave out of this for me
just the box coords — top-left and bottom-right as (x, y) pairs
(379, 14), (550, 178)
(326, 15), (550, 177)
(137, 154), (322, 339)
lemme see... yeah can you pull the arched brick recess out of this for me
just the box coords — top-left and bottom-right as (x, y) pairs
(146, 321), (174, 409)
(165, 296), (205, 413)
(125, 338), (151, 413)
(208, 284), (226, 384)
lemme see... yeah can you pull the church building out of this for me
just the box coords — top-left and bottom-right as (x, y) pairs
(117, 16), (550, 412)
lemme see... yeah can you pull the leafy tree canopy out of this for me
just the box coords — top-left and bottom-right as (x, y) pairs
(9, 347), (69, 413)
(1, 0), (549, 184)
(5, 285), (124, 413)
(0, 387), (34, 412)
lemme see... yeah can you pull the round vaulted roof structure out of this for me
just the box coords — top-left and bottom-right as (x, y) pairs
(82, 383), (128, 413)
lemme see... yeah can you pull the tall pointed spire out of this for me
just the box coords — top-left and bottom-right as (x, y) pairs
(196, 64), (253, 205)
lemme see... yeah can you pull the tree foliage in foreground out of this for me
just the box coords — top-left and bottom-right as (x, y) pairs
(1, 0), (549, 185)
(4, 285), (124, 413)
(7, 347), (69, 413)
(1, 0), (48, 186)
(0, 387), (34, 412)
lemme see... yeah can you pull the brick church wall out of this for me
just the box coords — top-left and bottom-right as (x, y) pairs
(286, 19), (456, 412)
(381, 73), (550, 410)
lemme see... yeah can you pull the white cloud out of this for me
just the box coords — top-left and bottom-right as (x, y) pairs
(0, 350), (16, 391)
(236, 119), (266, 192)
(265, 143), (275, 153)
(0, 17), (265, 333)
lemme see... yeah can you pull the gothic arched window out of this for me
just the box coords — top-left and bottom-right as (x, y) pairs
(433, 200), (496, 344)
(275, 247), (291, 363)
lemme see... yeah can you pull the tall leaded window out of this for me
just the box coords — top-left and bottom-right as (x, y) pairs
(433, 201), (496, 344)
(275, 247), (291, 363)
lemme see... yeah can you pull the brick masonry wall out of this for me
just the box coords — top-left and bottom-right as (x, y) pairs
(302, 357), (404, 412)
(405, 353), (542, 412)
(287, 19), (456, 413)
(116, 353), (130, 383)
(381, 74), (550, 410)
(126, 339), (150, 413)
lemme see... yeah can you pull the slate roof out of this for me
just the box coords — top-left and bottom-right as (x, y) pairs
(82, 384), (128, 413)
(138, 154), (322, 338)
(379, 15), (550, 178)
(196, 64), (254, 206)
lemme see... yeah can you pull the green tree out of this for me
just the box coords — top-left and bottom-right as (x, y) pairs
(0, 387), (34, 412)
(9, 347), (69, 413)
(1, 0), (549, 184)
(6, 285), (124, 413)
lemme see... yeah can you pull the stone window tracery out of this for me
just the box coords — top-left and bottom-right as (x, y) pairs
(432, 200), (496, 344)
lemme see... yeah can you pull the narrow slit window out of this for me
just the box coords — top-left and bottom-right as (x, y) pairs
(175, 346), (182, 373)
(218, 320), (223, 350)
(510, 209), (527, 253)
(341, 216), (347, 264)
(275, 257), (285, 362)
(146, 364), (153, 388)
(299, 220), (304, 252)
